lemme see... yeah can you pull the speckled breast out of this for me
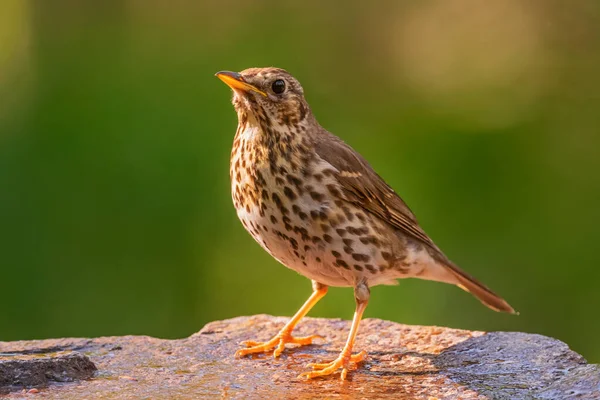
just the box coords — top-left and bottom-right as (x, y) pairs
(229, 125), (411, 288)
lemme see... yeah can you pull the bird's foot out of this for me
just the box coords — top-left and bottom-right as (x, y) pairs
(299, 350), (367, 380)
(235, 331), (323, 358)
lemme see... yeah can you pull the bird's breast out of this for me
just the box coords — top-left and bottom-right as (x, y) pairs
(228, 127), (340, 283)
(228, 125), (409, 287)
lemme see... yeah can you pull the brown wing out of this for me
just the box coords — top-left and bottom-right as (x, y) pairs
(314, 130), (440, 253)
(314, 131), (517, 314)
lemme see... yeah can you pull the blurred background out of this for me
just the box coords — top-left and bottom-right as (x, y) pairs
(1, 0), (599, 362)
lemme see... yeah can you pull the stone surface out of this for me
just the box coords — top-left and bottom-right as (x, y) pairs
(0, 315), (598, 399)
(0, 350), (96, 395)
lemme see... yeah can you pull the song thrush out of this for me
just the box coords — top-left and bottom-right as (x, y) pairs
(216, 67), (516, 380)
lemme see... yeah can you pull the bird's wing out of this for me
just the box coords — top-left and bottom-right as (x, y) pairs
(314, 131), (517, 315)
(314, 131), (440, 252)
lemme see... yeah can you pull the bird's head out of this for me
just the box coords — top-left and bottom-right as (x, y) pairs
(216, 67), (312, 130)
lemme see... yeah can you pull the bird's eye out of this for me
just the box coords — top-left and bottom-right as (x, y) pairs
(271, 79), (286, 94)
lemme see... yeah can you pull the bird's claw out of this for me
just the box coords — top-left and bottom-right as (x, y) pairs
(235, 333), (324, 358)
(299, 350), (367, 380)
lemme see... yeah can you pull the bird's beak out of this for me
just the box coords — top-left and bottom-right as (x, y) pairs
(215, 71), (267, 97)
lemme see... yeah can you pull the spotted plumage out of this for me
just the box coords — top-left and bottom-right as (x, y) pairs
(217, 67), (516, 381)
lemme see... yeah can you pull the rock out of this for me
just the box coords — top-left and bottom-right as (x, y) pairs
(0, 349), (96, 395)
(0, 315), (598, 399)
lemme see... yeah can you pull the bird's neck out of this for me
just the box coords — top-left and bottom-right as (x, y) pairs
(231, 111), (314, 174)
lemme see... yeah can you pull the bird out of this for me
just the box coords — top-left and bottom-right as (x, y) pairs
(215, 67), (516, 381)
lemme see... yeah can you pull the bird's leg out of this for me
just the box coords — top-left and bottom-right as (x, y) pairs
(299, 281), (370, 381)
(235, 281), (328, 358)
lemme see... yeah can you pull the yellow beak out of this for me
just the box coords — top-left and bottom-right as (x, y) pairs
(215, 71), (267, 97)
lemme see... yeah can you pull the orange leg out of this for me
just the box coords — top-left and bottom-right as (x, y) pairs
(235, 281), (328, 358)
(299, 281), (370, 381)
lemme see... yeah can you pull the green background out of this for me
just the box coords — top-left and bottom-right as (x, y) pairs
(2, 1), (599, 362)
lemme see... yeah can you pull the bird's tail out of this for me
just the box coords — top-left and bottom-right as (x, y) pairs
(444, 261), (517, 314)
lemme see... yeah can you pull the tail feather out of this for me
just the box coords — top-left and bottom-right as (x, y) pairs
(444, 261), (517, 314)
